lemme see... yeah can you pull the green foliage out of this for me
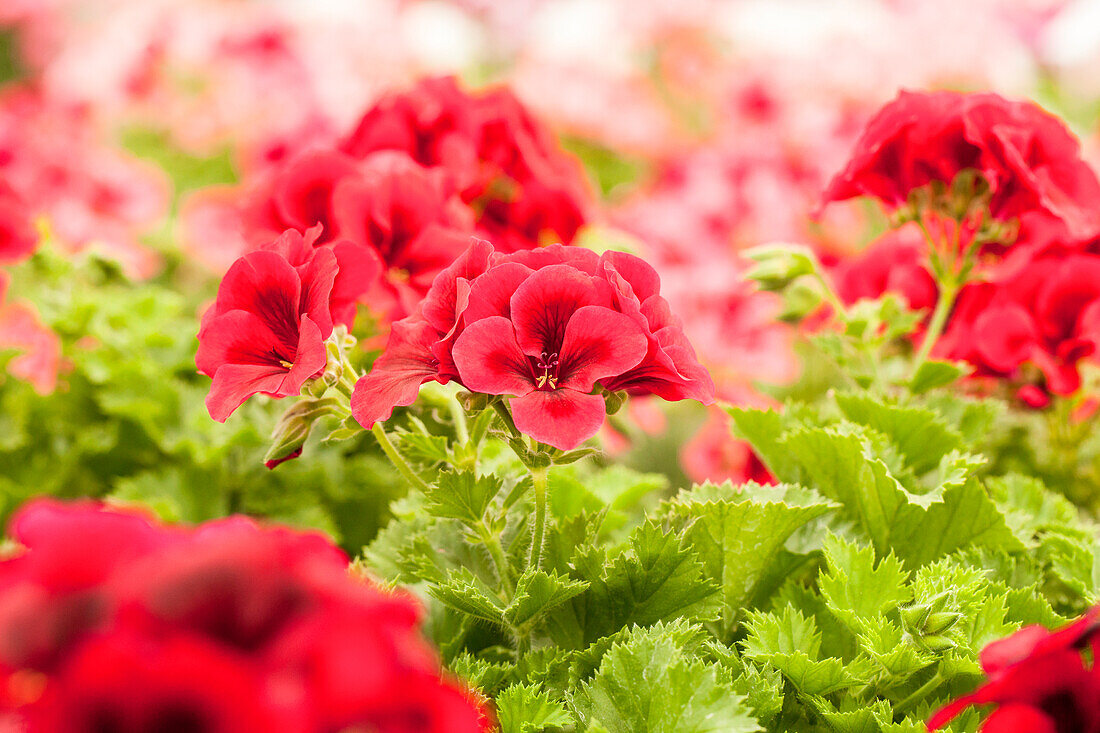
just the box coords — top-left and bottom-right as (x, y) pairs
(0, 246), (404, 551)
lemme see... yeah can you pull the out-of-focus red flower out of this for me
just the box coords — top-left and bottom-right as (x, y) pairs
(928, 609), (1100, 732)
(330, 152), (474, 317)
(196, 229), (337, 421)
(28, 632), (291, 732)
(0, 182), (36, 264)
(682, 409), (775, 487)
(938, 249), (1100, 400)
(833, 226), (938, 313)
(342, 76), (592, 252)
(352, 239), (713, 450)
(0, 87), (169, 278)
(0, 298), (61, 396)
(0, 500), (490, 732)
(822, 90), (1100, 240)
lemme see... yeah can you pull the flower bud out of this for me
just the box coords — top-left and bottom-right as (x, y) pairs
(744, 245), (817, 292)
(264, 397), (339, 470)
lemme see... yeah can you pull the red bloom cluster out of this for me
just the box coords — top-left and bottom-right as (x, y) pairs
(226, 76), (590, 323)
(929, 609), (1100, 732)
(0, 499), (488, 732)
(351, 239), (714, 450)
(939, 218), (1100, 403)
(825, 90), (1100, 404)
(342, 76), (591, 254)
(823, 90), (1100, 240)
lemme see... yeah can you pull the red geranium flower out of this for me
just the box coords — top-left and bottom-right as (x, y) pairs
(196, 229), (337, 421)
(0, 500), (491, 732)
(928, 609), (1100, 732)
(330, 152), (474, 317)
(823, 90), (1100, 240)
(352, 240), (713, 450)
(342, 76), (592, 252)
(453, 265), (648, 449)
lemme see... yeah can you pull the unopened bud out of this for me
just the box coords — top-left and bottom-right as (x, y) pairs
(743, 245), (817, 292)
(604, 390), (626, 415)
(778, 279), (824, 323)
(457, 391), (491, 413)
(901, 604), (932, 631)
(264, 397), (339, 470)
(923, 611), (961, 635)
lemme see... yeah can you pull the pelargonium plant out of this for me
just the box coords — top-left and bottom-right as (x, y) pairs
(11, 20), (1100, 728)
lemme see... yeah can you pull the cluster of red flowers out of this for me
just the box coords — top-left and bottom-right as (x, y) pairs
(0, 499), (488, 732)
(825, 90), (1100, 404)
(352, 239), (714, 450)
(224, 75), (590, 322)
(930, 609), (1100, 732)
(196, 77), (605, 426)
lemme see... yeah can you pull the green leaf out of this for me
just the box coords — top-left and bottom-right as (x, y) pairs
(504, 568), (589, 628)
(667, 483), (834, 628)
(575, 625), (760, 733)
(910, 360), (967, 393)
(834, 392), (964, 474)
(448, 653), (513, 696)
(818, 534), (910, 632)
(780, 426), (1021, 566)
(727, 407), (804, 483)
(741, 608), (859, 696)
(423, 470), (503, 525)
(427, 567), (506, 624)
(988, 474), (1081, 546)
(495, 683), (573, 733)
(567, 521), (720, 645)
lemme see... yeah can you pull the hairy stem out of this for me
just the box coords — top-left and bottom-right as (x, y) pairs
(527, 465), (549, 571)
(371, 422), (428, 491)
(478, 523), (514, 595)
(911, 279), (958, 377)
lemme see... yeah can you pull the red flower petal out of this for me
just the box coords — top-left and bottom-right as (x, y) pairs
(509, 264), (604, 356)
(451, 316), (533, 397)
(509, 389), (608, 450)
(556, 305), (647, 392)
(350, 318), (444, 429)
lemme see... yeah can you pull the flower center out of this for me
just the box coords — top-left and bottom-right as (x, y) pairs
(534, 351), (559, 390)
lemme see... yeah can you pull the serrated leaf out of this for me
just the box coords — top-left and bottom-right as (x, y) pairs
(394, 430), (451, 465)
(495, 683), (573, 733)
(567, 521), (720, 645)
(668, 484), (834, 629)
(910, 360), (967, 393)
(834, 392), (964, 475)
(727, 407), (804, 483)
(988, 474), (1081, 546)
(427, 567), (506, 624)
(505, 568), (589, 628)
(448, 653), (513, 696)
(819, 534), (910, 631)
(423, 470), (503, 525)
(575, 626), (760, 733)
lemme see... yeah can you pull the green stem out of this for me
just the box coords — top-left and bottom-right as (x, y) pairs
(450, 397), (470, 445)
(492, 399), (521, 439)
(478, 523), (514, 595)
(371, 423), (428, 491)
(912, 279), (958, 378)
(895, 670), (943, 715)
(813, 271), (848, 321)
(527, 465), (549, 571)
